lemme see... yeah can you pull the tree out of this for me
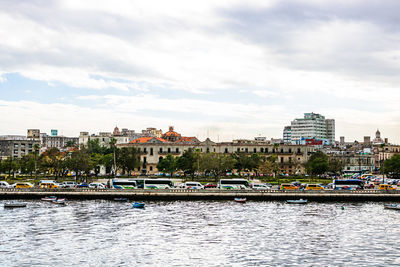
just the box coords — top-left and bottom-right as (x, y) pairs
(157, 154), (177, 177)
(305, 151), (329, 178)
(199, 153), (236, 181)
(65, 149), (93, 181)
(258, 155), (280, 183)
(100, 154), (114, 174)
(18, 154), (36, 177)
(0, 157), (19, 178)
(177, 148), (197, 178)
(232, 152), (261, 176)
(328, 158), (344, 176)
(65, 140), (77, 148)
(384, 155), (400, 178)
(33, 143), (40, 180)
(41, 148), (65, 179)
(118, 147), (141, 175)
(109, 138), (117, 176)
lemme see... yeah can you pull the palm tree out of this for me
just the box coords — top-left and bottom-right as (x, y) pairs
(109, 138), (117, 176)
(33, 143), (40, 181)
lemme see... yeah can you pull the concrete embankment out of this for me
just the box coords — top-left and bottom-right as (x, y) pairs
(1, 189), (400, 201)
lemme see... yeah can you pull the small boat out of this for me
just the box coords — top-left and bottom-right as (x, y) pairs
(234, 198), (247, 203)
(41, 196), (57, 201)
(4, 202), (27, 208)
(52, 198), (67, 205)
(384, 204), (400, 210)
(114, 198), (129, 202)
(132, 202), (145, 209)
(286, 199), (308, 204)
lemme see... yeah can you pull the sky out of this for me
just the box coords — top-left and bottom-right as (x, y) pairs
(0, 0), (399, 143)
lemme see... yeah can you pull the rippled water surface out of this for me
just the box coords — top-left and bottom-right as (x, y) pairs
(1, 200), (400, 266)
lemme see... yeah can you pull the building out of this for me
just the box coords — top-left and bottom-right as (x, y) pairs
(373, 129), (384, 145)
(288, 112), (335, 145)
(283, 126), (292, 144)
(27, 129), (40, 140)
(41, 133), (79, 150)
(79, 126), (162, 147)
(0, 135), (40, 159)
(118, 127), (314, 175)
(329, 151), (375, 174)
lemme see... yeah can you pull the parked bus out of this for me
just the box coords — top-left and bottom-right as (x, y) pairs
(112, 179), (138, 189)
(143, 179), (174, 189)
(218, 179), (250, 190)
(333, 179), (364, 190)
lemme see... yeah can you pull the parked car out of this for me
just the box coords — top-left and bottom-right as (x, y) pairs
(0, 181), (10, 188)
(14, 182), (34, 189)
(252, 184), (271, 190)
(305, 184), (325, 191)
(379, 184), (396, 191)
(365, 183), (375, 189)
(280, 184), (298, 190)
(204, 183), (217, 188)
(63, 181), (77, 188)
(89, 182), (106, 189)
(181, 182), (204, 189)
(76, 183), (89, 188)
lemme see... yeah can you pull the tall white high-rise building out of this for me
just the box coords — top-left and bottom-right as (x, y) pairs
(284, 112), (335, 144)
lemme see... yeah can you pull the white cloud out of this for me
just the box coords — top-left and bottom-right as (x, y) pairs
(0, 0), (399, 143)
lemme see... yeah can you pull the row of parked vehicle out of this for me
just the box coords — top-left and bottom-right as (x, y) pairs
(0, 180), (107, 189)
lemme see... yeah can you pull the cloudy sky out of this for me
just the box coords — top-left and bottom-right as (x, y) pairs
(1, 0), (399, 143)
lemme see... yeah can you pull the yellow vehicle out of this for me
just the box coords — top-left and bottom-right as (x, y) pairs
(305, 184), (325, 191)
(379, 184), (396, 191)
(39, 182), (59, 189)
(280, 184), (298, 190)
(15, 182), (34, 189)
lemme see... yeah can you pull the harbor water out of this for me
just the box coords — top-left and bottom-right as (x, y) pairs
(1, 200), (400, 266)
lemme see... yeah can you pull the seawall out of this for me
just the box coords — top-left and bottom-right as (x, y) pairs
(1, 189), (400, 201)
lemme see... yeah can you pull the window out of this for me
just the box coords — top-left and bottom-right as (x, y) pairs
(261, 148), (264, 153)
(159, 148), (163, 153)
(206, 148), (210, 153)
(225, 148), (228, 153)
(150, 166), (153, 171)
(159, 156), (163, 162)
(168, 148), (171, 153)
(143, 157), (147, 163)
(150, 148), (153, 155)
(280, 157), (284, 163)
(237, 148), (240, 152)
(176, 148), (179, 153)
(253, 148), (257, 153)
(289, 148), (292, 153)
(280, 148), (284, 153)
(144, 148), (147, 153)
(265, 148), (268, 153)
(245, 148), (248, 153)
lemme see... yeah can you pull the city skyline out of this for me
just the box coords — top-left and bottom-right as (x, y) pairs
(1, 1), (400, 143)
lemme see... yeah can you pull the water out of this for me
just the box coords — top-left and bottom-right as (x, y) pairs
(1, 200), (400, 266)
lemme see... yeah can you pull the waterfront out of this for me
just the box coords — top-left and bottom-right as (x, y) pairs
(1, 200), (400, 266)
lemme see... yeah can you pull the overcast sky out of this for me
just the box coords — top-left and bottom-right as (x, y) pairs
(0, 0), (399, 143)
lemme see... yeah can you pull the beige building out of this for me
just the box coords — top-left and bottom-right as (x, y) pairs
(118, 127), (315, 175)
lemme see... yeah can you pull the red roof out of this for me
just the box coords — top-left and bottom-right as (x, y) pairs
(130, 137), (167, 144)
(163, 131), (181, 137)
(176, 137), (198, 143)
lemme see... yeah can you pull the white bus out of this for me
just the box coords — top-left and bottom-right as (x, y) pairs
(112, 179), (138, 189)
(144, 179), (174, 189)
(218, 179), (250, 190)
(333, 179), (364, 190)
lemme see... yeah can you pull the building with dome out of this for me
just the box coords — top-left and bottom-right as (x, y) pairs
(372, 129), (384, 145)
